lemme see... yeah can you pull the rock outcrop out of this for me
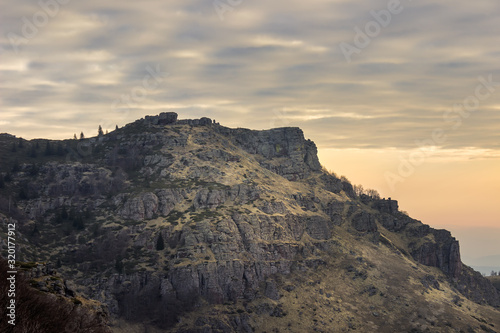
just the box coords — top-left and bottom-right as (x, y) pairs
(410, 229), (462, 279)
(145, 112), (178, 125)
(217, 127), (322, 180)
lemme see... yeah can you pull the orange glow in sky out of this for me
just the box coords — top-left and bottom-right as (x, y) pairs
(318, 148), (500, 266)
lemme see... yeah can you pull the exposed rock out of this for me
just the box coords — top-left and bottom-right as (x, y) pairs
(323, 201), (345, 226)
(144, 112), (178, 125)
(177, 117), (212, 126)
(320, 173), (356, 197)
(410, 229), (462, 279)
(351, 211), (377, 233)
(193, 189), (228, 210)
(118, 192), (159, 220)
(217, 127), (322, 180)
(379, 214), (411, 232)
(421, 274), (441, 290)
(305, 216), (334, 240)
(264, 280), (280, 300)
(373, 198), (399, 214)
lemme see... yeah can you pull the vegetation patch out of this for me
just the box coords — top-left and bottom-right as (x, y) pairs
(190, 209), (222, 222)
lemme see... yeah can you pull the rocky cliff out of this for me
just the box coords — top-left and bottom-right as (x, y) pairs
(0, 112), (499, 332)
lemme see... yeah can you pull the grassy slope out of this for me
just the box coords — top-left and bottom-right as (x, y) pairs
(172, 227), (500, 333)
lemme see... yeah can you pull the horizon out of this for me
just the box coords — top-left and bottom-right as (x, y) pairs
(1, 0), (499, 273)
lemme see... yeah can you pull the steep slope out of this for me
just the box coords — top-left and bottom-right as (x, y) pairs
(0, 112), (499, 332)
(0, 257), (110, 333)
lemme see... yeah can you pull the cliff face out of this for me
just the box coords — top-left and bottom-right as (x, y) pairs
(0, 113), (499, 332)
(215, 126), (322, 180)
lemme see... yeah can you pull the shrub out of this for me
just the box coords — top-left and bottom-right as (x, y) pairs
(156, 233), (165, 251)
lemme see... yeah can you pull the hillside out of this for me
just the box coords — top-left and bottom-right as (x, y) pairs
(1, 112), (499, 332)
(489, 276), (500, 292)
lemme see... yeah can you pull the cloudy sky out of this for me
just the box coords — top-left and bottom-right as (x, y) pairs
(1, 0), (499, 268)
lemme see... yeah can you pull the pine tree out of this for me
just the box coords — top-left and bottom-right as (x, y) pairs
(156, 233), (165, 251)
(98, 125), (104, 136)
(115, 125), (119, 131)
(80, 132), (85, 140)
(73, 133), (77, 140)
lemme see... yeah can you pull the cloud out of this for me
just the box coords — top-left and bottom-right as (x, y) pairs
(0, 0), (499, 152)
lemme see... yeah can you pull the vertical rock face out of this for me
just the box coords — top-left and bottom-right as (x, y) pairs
(217, 127), (322, 180)
(405, 228), (462, 280)
(117, 190), (184, 221)
(144, 112), (178, 125)
(410, 232), (462, 279)
(158, 112), (178, 125)
(177, 117), (212, 126)
(372, 198), (398, 214)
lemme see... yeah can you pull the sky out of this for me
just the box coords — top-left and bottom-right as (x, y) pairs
(1, 0), (499, 271)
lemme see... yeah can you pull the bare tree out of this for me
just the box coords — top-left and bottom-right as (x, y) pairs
(365, 188), (381, 200)
(353, 184), (364, 197)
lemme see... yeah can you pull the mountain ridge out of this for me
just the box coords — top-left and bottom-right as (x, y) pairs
(0, 112), (499, 332)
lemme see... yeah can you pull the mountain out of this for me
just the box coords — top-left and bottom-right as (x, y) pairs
(1, 112), (499, 332)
